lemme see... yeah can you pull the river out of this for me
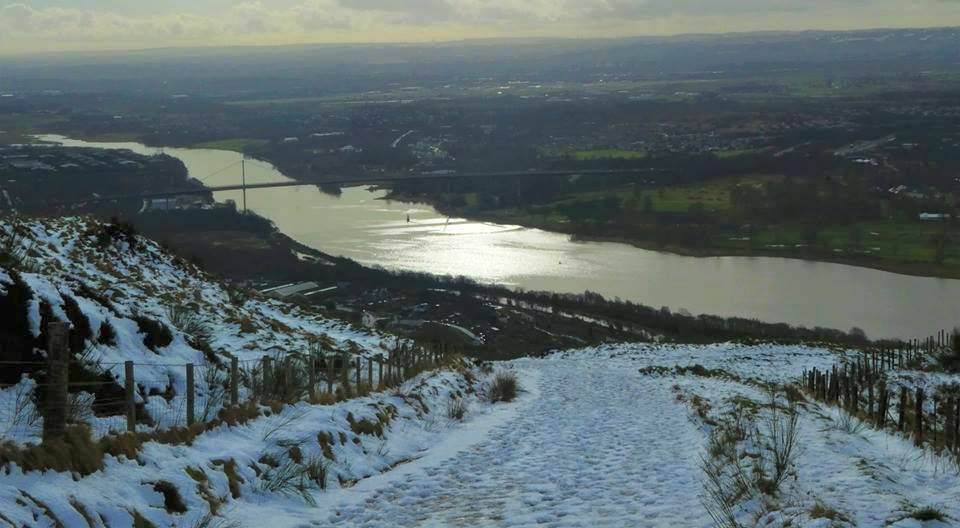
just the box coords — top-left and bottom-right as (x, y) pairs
(38, 135), (960, 340)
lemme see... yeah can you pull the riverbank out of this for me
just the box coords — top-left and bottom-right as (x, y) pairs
(388, 192), (960, 281)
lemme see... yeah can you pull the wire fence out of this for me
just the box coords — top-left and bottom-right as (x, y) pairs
(803, 328), (960, 461)
(1, 321), (458, 445)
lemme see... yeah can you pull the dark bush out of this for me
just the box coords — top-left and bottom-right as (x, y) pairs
(97, 217), (139, 249)
(133, 316), (173, 350)
(97, 319), (118, 346)
(62, 295), (92, 353)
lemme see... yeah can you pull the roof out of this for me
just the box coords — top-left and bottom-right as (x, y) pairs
(261, 281), (322, 298)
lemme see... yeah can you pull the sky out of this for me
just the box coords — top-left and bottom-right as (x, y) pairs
(0, 0), (958, 54)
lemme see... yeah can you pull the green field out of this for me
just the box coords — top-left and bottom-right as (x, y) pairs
(192, 138), (270, 152)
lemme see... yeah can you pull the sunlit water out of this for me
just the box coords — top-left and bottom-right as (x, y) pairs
(38, 135), (960, 340)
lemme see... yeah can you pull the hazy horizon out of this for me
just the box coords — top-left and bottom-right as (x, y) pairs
(2, 0), (960, 55)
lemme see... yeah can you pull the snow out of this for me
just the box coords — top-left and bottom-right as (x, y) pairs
(314, 356), (709, 527)
(0, 216), (398, 442)
(2, 217), (959, 526)
(0, 364), (495, 527)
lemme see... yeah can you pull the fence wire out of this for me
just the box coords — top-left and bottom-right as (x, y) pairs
(0, 341), (455, 445)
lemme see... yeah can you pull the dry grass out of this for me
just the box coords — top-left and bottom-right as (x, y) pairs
(0, 425), (103, 475)
(258, 453), (329, 506)
(212, 458), (245, 499)
(446, 398), (468, 421)
(488, 372), (519, 403)
(910, 506), (946, 522)
(153, 481), (187, 514)
(809, 502), (851, 523)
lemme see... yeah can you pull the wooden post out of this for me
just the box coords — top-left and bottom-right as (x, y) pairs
(915, 388), (924, 446)
(308, 352), (317, 402)
(933, 397), (939, 451)
(230, 357), (239, 406)
(355, 357), (362, 389)
(326, 354), (334, 395)
(186, 363), (195, 427)
(42, 322), (70, 444)
(378, 356), (384, 387)
(340, 352), (350, 396)
(367, 358), (373, 387)
(898, 387), (907, 431)
(262, 356), (273, 400)
(125, 361), (136, 433)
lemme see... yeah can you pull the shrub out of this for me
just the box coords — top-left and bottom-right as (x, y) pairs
(96, 218), (139, 249)
(133, 316), (173, 350)
(488, 372), (518, 403)
(97, 319), (118, 346)
(61, 295), (92, 353)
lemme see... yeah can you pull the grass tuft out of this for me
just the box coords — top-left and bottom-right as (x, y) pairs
(488, 372), (519, 403)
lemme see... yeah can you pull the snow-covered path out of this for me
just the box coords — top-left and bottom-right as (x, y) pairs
(318, 358), (710, 527)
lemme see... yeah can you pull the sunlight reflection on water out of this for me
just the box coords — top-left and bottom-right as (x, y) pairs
(39, 134), (960, 340)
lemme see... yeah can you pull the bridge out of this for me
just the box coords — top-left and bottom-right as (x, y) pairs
(2, 168), (663, 212)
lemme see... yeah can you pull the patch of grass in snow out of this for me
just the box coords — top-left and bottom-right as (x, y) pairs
(185, 465), (225, 515)
(696, 391), (801, 528)
(153, 480), (188, 514)
(347, 406), (397, 437)
(488, 371), (519, 403)
(132, 315), (174, 350)
(809, 502), (852, 524)
(316, 432), (337, 461)
(0, 425), (103, 475)
(212, 459), (245, 499)
(910, 506), (947, 522)
(258, 452), (329, 506)
(446, 398), (468, 421)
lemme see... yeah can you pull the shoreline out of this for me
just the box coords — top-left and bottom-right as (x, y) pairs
(31, 130), (960, 282)
(386, 192), (960, 281)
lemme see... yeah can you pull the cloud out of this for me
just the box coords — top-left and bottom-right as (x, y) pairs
(0, 0), (958, 52)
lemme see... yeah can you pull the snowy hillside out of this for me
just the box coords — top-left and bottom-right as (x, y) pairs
(0, 216), (395, 442)
(0, 215), (512, 527)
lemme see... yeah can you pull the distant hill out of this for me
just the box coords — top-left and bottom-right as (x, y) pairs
(1, 27), (957, 97)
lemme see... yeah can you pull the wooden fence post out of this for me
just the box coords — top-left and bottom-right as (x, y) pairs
(125, 361), (136, 433)
(186, 364), (195, 427)
(367, 358), (373, 388)
(355, 357), (361, 389)
(308, 352), (317, 402)
(230, 357), (239, 406)
(377, 356), (384, 387)
(915, 388), (924, 446)
(326, 354), (334, 395)
(898, 387), (907, 431)
(262, 356), (273, 400)
(42, 322), (70, 444)
(340, 352), (350, 396)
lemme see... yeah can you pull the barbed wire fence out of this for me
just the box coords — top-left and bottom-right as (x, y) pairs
(1, 322), (460, 446)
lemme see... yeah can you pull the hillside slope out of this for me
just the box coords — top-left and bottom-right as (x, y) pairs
(0, 215), (395, 440)
(0, 215), (505, 526)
